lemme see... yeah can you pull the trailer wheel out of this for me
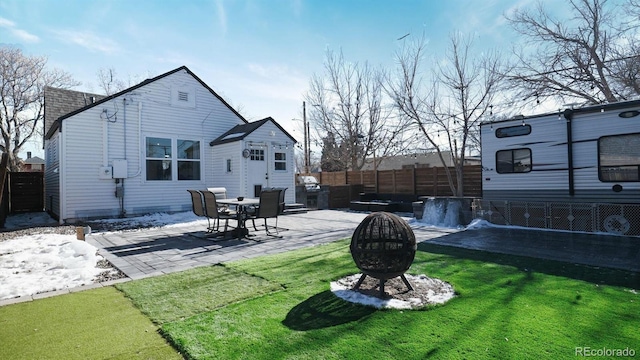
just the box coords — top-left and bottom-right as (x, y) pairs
(603, 215), (630, 235)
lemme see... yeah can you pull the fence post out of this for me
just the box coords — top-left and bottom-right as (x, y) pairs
(412, 167), (417, 195)
(433, 167), (438, 196)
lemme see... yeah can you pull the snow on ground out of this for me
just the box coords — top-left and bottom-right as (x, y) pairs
(0, 211), (200, 301)
(0, 233), (105, 300)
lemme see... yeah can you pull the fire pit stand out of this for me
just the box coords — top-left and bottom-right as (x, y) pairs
(350, 212), (417, 298)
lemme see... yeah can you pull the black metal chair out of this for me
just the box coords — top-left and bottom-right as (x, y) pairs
(247, 189), (282, 236)
(201, 190), (236, 235)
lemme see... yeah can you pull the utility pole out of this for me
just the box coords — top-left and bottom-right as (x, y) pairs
(303, 101), (309, 174)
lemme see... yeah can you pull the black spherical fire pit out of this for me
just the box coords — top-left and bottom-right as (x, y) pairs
(350, 212), (417, 298)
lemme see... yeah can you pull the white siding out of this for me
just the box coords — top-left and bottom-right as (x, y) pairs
(59, 69), (245, 222)
(210, 142), (243, 197)
(244, 121), (295, 203)
(481, 115), (568, 193)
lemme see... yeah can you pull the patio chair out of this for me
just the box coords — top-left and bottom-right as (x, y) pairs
(201, 190), (237, 235)
(247, 188), (282, 237)
(188, 189), (207, 219)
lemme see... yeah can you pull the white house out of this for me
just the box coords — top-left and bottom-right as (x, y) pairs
(44, 66), (296, 224)
(209, 117), (296, 201)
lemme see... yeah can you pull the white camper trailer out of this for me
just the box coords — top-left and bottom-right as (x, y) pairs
(477, 100), (640, 236)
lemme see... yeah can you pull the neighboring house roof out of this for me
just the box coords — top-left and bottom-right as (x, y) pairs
(44, 87), (106, 143)
(209, 117), (297, 146)
(45, 66), (248, 140)
(23, 156), (45, 165)
(361, 151), (481, 171)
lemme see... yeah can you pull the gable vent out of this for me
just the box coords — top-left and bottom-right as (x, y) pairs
(178, 91), (189, 102)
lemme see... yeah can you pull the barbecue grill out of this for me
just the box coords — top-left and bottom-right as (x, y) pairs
(296, 175), (324, 209)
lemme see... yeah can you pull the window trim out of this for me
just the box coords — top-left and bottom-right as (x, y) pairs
(274, 151), (287, 171)
(250, 149), (265, 161)
(495, 124), (532, 138)
(145, 136), (202, 181)
(598, 132), (640, 182)
(495, 148), (532, 174)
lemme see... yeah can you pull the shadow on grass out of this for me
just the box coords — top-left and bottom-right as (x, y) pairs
(282, 290), (376, 331)
(418, 242), (640, 290)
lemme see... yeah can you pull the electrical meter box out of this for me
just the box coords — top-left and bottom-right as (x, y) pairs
(112, 159), (128, 179)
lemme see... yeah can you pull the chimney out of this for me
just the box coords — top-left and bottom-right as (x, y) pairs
(27, 151), (32, 159)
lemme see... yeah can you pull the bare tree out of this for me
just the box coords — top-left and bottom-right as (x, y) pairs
(96, 68), (127, 95)
(387, 34), (505, 197)
(505, 0), (640, 105)
(0, 47), (79, 171)
(306, 50), (407, 171)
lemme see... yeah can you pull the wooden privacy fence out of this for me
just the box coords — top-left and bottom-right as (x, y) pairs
(9, 172), (44, 213)
(0, 154), (8, 227)
(301, 165), (482, 197)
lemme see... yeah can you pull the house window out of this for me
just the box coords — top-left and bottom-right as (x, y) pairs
(177, 139), (201, 180)
(146, 137), (172, 180)
(274, 152), (286, 171)
(599, 133), (640, 182)
(250, 149), (265, 161)
(496, 148), (531, 173)
(226, 159), (232, 173)
(496, 124), (531, 138)
(145, 137), (201, 181)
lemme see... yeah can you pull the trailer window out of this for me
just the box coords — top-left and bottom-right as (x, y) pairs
(599, 133), (640, 182)
(496, 149), (531, 173)
(496, 124), (531, 138)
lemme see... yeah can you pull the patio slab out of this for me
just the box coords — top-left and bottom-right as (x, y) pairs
(85, 210), (640, 281)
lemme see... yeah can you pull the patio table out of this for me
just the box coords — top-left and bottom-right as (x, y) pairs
(217, 198), (260, 239)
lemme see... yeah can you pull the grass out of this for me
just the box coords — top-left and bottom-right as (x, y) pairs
(1, 239), (638, 359)
(115, 239), (640, 359)
(0, 287), (181, 360)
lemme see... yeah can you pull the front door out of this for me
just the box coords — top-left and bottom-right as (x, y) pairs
(247, 146), (269, 197)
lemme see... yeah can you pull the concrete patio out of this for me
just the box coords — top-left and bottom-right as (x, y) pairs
(86, 210), (459, 280)
(85, 209), (640, 282)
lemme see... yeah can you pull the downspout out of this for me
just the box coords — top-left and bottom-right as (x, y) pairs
(563, 109), (575, 196)
(120, 98), (127, 217)
(131, 101), (142, 177)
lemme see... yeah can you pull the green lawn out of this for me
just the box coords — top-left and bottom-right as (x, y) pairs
(1, 239), (638, 359)
(0, 287), (182, 360)
(117, 240), (640, 360)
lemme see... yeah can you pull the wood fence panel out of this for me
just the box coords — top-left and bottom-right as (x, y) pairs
(328, 185), (351, 208)
(301, 165), (482, 197)
(377, 170), (395, 193)
(0, 154), (8, 227)
(10, 172), (44, 212)
(394, 168), (415, 194)
(346, 171), (362, 185)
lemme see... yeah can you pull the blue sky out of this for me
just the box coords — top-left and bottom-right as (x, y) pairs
(1, 0), (543, 158)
